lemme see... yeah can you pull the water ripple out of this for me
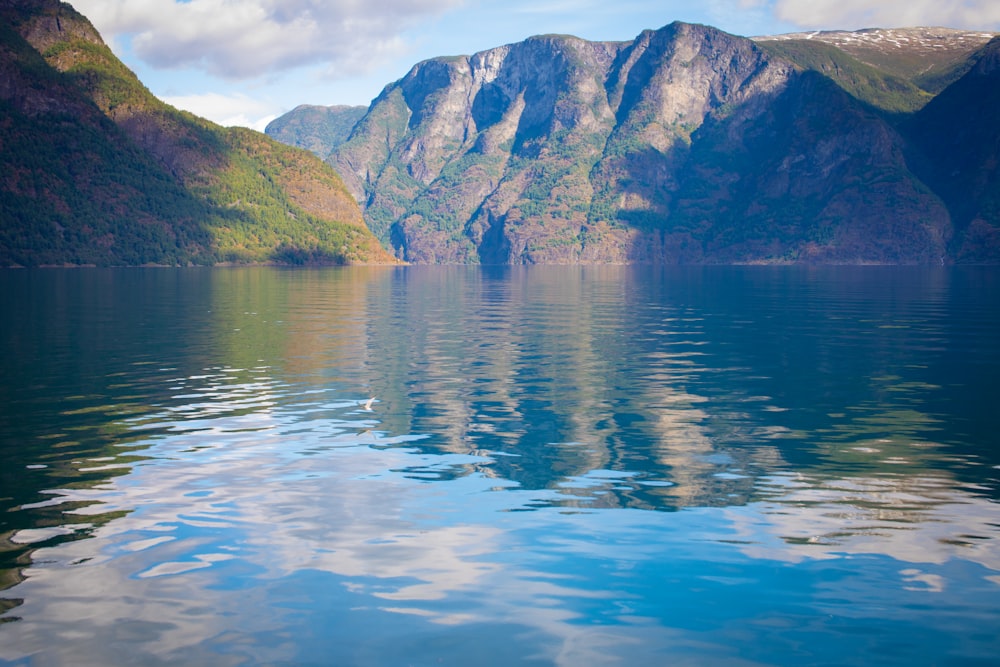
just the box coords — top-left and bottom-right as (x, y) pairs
(1, 266), (998, 665)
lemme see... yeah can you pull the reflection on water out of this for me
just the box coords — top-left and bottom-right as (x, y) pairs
(0, 266), (998, 665)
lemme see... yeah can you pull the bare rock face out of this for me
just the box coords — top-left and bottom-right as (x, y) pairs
(330, 22), (983, 264)
(333, 24), (793, 263)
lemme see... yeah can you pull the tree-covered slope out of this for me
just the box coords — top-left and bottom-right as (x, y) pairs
(0, 16), (215, 266)
(0, 0), (395, 266)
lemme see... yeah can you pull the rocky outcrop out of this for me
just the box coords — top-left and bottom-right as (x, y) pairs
(326, 22), (992, 264)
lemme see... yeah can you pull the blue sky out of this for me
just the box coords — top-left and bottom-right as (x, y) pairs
(71, 0), (1000, 131)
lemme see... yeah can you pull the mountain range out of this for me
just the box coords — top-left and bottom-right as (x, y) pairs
(0, 0), (395, 266)
(2, 0), (998, 266)
(302, 24), (998, 264)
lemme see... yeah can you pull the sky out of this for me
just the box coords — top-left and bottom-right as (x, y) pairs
(71, 0), (1000, 132)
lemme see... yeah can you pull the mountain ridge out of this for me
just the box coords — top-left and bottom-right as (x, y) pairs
(4, 2), (998, 266)
(321, 22), (997, 264)
(754, 27), (995, 92)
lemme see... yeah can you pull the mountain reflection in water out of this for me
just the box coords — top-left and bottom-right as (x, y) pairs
(0, 266), (997, 666)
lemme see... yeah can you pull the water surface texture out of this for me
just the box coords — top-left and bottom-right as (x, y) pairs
(1, 266), (998, 666)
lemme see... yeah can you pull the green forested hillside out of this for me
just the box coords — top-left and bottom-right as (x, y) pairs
(0, 1), (396, 266)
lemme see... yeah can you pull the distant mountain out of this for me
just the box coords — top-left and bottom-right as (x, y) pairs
(0, 0), (395, 267)
(265, 104), (366, 158)
(324, 23), (998, 264)
(756, 27), (993, 93)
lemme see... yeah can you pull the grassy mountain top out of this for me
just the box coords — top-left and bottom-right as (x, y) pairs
(755, 27), (997, 93)
(0, 0), (396, 266)
(756, 39), (932, 114)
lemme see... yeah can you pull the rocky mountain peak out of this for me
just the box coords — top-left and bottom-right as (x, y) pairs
(3, 0), (104, 54)
(323, 20), (1000, 264)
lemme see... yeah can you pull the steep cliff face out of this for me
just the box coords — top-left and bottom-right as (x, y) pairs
(1, 0), (395, 266)
(333, 33), (621, 262)
(585, 24), (797, 263)
(328, 22), (989, 264)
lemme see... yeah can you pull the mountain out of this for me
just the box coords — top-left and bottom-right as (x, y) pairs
(0, 0), (395, 267)
(905, 38), (1000, 263)
(265, 104), (366, 158)
(325, 23), (997, 264)
(756, 27), (994, 93)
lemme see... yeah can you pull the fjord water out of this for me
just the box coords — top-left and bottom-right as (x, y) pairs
(1, 266), (998, 666)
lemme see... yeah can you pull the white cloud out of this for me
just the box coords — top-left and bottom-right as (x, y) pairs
(160, 91), (279, 131)
(74, 0), (465, 80)
(67, 0), (1000, 133)
(772, 0), (1000, 30)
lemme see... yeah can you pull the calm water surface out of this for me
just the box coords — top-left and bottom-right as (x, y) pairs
(0, 266), (998, 666)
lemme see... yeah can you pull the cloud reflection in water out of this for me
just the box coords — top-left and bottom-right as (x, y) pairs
(2, 266), (999, 666)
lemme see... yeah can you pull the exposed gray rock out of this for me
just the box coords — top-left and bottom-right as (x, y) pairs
(330, 22), (992, 264)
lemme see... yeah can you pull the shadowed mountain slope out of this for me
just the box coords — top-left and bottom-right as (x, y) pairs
(905, 37), (1000, 262)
